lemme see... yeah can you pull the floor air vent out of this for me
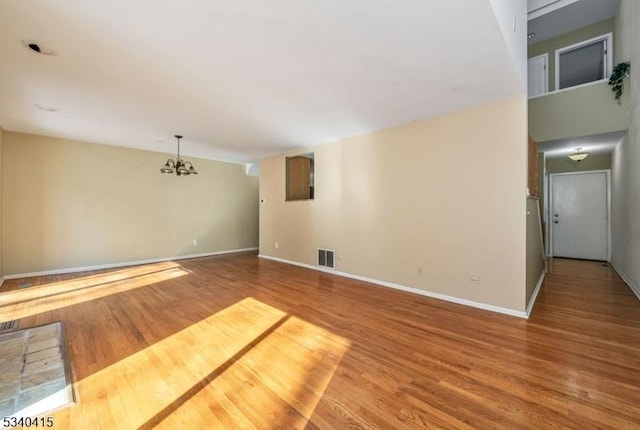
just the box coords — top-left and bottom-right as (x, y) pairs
(318, 249), (335, 269)
(0, 320), (19, 332)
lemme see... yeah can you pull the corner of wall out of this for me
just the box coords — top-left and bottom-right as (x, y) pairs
(2, 132), (259, 275)
(610, 0), (640, 296)
(489, 0), (528, 91)
(260, 95), (529, 313)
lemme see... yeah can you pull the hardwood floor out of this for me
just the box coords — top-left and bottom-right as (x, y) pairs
(1, 254), (639, 429)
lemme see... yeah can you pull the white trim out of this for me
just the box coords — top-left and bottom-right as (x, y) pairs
(528, 0), (580, 20)
(610, 261), (640, 301)
(526, 271), (546, 318)
(530, 198), (546, 261)
(554, 33), (613, 92)
(528, 78), (608, 100)
(1, 247), (258, 280)
(543, 162), (550, 256)
(258, 254), (527, 318)
(548, 170), (611, 260)
(607, 170), (612, 262)
(0, 278), (4, 289)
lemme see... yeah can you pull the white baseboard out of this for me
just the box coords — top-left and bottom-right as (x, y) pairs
(2, 247), (259, 280)
(525, 270), (546, 318)
(258, 254), (527, 318)
(610, 261), (640, 301)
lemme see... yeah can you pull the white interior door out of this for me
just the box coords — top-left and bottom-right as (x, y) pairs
(528, 54), (548, 97)
(551, 172), (608, 261)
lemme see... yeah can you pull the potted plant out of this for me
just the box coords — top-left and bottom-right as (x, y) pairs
(609, 61), (631, 104)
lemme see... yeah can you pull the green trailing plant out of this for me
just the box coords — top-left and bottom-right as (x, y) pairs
(608, 61), (631, 104)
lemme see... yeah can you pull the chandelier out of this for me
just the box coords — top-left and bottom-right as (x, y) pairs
(160, 135), (198, 176)
(568, 147), (589, 162)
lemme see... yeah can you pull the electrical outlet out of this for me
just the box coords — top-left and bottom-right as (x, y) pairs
(469, 272), (481, 284)
(192, 239), (198, 247)
(417, 266), (423, 275)
(275, 242), (279, 249)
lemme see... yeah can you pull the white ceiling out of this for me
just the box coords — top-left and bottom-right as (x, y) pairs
(0, 0), (523, 164)
(538, 131), (626, 159)
(527, 0), (620, 46)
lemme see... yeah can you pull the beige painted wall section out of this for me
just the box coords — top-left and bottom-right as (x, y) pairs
(611, 0), (640, 293)
(526, 197), (544, 306)
(614, 4), (631, 65)
(528, 81), (629, 143)
(529, 18), (615, 91)
(0, 127), (3, 277)
(260, 96), (528, 312)
(546, 153), (611, 174)
(2, 132), (259, 275)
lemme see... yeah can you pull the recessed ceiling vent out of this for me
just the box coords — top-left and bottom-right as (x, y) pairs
(318, 249), (335, 269)
(21, 39), (57, 56)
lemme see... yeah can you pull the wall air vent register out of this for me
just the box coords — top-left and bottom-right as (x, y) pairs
(317, 249), (335, 269)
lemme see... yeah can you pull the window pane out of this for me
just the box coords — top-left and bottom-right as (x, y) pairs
(558, 41), (605, 89)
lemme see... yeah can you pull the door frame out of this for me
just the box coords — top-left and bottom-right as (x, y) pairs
(548, 170), (611, 261)
(528, 53), (549, 97)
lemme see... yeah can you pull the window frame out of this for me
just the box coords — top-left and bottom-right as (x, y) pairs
(554, 32), (613, 91)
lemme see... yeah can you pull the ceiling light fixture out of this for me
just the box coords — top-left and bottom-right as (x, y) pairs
(160, 135), (198, 176)
(568, 147), (589, 162)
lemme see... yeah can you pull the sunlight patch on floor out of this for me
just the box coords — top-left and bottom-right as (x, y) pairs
(227, 315), (351, 427)
(0, 263), (189, 321)
(64, 297), (349, 429)
(1, 262), (185, 305)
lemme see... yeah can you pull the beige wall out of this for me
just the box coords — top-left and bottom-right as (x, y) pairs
(528, 80), (629, 143)
(546, 153), (611, 174)
(260, 96), (528, 312)
(0, 127), (3, 277)
(2, 132), (259, 275)
(529, 18), (615, 91)
(611, 0), (640, 293)
(526, 197), (544, 306)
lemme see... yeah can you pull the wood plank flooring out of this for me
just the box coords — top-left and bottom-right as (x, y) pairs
(1, 254), (639, 429)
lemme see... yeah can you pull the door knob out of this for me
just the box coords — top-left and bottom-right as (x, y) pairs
(554, 221), (559, 224)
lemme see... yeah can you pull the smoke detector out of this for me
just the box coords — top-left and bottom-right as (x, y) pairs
(21, 39), (57, 56)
